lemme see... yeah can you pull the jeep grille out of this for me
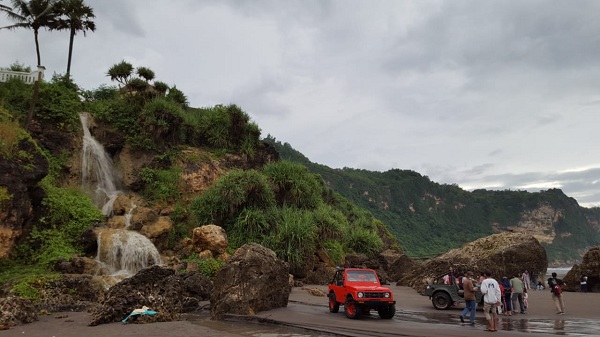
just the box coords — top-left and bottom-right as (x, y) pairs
(364, 292), (387, 298)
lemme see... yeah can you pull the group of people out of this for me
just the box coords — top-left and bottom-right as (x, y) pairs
(454, 269), (567, 332)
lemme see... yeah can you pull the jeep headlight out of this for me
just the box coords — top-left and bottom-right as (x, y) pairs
(384, 292), (390, 298)
(357, 292), (364, 298)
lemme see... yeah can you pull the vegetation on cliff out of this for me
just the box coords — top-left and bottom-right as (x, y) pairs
(265, 136), (600, 264)
(0, 61), (397, 297)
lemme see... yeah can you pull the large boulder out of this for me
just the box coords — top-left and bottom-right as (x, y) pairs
(210, 243), (291, 319)
(88, 265), (183, 326)
(192, 225), (228, 256)
(397, 232), (548, 292)
(564, 246), (600, 292)
(342, 250), (408, 285)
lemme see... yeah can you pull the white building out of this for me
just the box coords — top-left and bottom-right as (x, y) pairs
(0, 66), (45, 84)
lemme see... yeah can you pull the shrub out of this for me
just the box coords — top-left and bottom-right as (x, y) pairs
(228, 208), (274, 248)
(189, 169), (276, 229)
(138, 167), (182, 203)
(262, 160), (323, 209)
(32, 182), (103, 266)
(0, 119), (20, 158)
(344, 226), (383, 257)
(184, 256), (224, 278)
(313, 204), (348, 240)
(322, 240), (345, 266)
(138, 98), (185, 145)
(36, 81), (82, 130)
(263, 207), (317, 271)
(0, 78), (33, 120)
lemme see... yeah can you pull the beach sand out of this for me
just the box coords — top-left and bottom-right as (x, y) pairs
(0, 285), (596, 337)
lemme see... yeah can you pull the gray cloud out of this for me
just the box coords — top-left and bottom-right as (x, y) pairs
(3, 0), (600, 207)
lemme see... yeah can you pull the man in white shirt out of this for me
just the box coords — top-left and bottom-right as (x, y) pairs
(480, 270), (502, 332)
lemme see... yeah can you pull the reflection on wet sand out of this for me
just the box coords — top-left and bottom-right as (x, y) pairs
(190, 307), (600, 337)
(395, 309), (599, 336)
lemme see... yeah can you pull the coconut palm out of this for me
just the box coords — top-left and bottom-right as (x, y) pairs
(0, 0), (59, 66)
(52, 0), (95, 77)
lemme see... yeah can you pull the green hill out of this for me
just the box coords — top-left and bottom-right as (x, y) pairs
(264, 135), (600, 265)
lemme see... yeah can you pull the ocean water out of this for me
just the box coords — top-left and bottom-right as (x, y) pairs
(546, 267), (571, 279)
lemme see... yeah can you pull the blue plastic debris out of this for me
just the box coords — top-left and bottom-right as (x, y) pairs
(122, 306), (158, 323)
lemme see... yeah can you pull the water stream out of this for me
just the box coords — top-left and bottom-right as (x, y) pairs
(80, 113), (121, 216)
(79, 113), (161, 282)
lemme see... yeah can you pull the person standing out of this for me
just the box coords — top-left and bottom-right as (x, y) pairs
(501, 276), (513, 316)
(580, 275), (588, 293)
(522, 270), (531, 290)
(548, 272), (567, 315)
(531, 272), (538, 291)
(510, 273), (526, 313)
(459, 271), (477, 325)
(480, 270), (501, 332)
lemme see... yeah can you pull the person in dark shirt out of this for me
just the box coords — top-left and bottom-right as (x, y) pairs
(547, 272), (566, 314)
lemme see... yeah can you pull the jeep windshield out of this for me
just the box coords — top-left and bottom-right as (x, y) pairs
(346, 270), (378, 283)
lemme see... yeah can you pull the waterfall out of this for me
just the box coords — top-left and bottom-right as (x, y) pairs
(95, 228), (162, 279)
(80, 113), (121, 216)
(125, 202), (136, 228)
(79, 113), (162, 283)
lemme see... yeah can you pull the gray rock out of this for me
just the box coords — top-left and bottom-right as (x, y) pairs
(397, 232), (547, 292)
(564, 246), (600, 292)
(210, 243), (291, 319)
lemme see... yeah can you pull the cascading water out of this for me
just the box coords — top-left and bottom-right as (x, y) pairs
(79, 113), (162, 284)
(80, 113), (121, 216)
(95, 228), (162, 277)
(125, 202), (136, 228)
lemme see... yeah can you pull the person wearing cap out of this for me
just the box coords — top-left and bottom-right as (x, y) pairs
(459, 271), (477, 325)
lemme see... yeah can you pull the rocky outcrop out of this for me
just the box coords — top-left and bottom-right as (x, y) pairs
(191, 225), (228, 257)
(89, 265), (210, 325)
(37, 274), (105, 312)
(0, 129), (48, 259)
(341, 250), (408, 285)
(564, 246), (600, 292)
(397, 232), (547, 292)
(0, 296), (37, 325)
(107, 193), (173, 251)
(210, 243), (291, 319)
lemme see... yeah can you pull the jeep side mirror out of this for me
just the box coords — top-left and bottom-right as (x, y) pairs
(381, 280), (389, 285)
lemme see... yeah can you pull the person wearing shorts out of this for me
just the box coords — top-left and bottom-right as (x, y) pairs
(480, 270), (502, 332)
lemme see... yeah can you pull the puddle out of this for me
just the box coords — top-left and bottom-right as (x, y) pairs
(188, 314), (332, 337)
(394, 309), (600, 336)
(184, 307), (600, 336)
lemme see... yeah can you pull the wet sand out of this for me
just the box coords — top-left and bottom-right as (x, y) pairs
(0, 285), (597, 337)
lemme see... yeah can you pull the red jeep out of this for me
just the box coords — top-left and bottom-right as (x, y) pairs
(327, 267), (396, 319)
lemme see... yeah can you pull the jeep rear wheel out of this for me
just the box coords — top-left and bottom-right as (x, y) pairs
(328, 293), (340, 313)
(345, 298), (361, 319)
(432, 292), (452, 310)
(378, 304), (396, 319)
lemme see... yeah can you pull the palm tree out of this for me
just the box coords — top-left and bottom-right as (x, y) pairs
(1, 0), (58, 131)
(0, 0), (59, 67)
(52, 0), (95, 77)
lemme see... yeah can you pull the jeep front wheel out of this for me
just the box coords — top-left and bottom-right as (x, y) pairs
(328, 293), (340, 313)
(432, 292), (452, 310)
(378, 304), (396, 319)
(345, 298), (361, 319)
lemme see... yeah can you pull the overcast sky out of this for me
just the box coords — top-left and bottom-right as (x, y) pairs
(2, 0), (600, 207)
